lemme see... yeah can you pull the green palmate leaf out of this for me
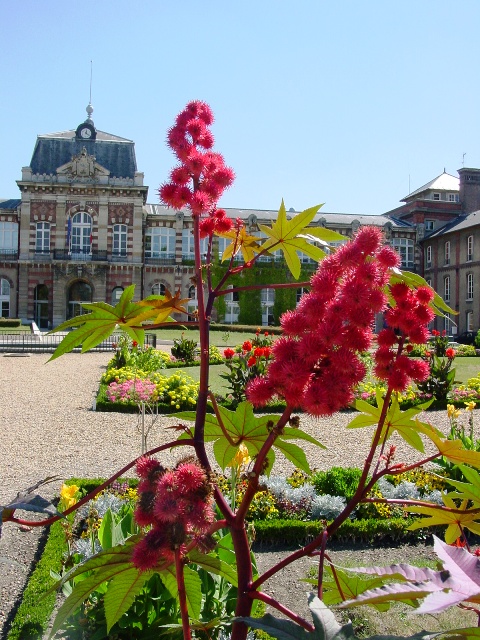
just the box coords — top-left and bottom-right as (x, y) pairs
(161, 564), (202, 620)
(319, 566), (389, 611)
(444, 465), (480, 504)
(104, 568), (153, 633)
(48, 285), (149, 360)
(389, 269), (456, 317)
(188, 547), (238, 587)
(259, 201), (331, 278)
(408, 495), (480, 543)
(239, 595), (448, 639)
(176, 402), (324, 474)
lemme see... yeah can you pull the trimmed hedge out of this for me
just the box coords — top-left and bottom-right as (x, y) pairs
(0, 318), (22, 328)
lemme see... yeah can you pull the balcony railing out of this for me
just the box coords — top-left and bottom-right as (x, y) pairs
(144, 253), (176, 265)
(0, 249), (18, 260)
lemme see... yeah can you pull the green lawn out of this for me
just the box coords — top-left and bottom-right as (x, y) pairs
(453, 356), (480, 384)
(151, 328), (264, 348)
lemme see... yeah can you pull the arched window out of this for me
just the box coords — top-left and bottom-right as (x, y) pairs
(444, 276), (450, 302)
(467, 311), (474, 332)
(467, 235), (474, 262)
(187, 284), (197, 317)
(0, 278), (11, 317)
(34, 284), (49, 328)
(444, 241), (450, 265)
(69, 212), (92, 257)
(112, 287), (124, 305)
(467, 273), (474, 301)
(152, 283), (166, 296)
(113, 225), (127, 257)
(67, 281), (92, 319)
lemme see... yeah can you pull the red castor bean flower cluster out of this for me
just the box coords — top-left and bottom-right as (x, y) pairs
(247, 227), (399, 416)
(374, 283), (433, 391)
(159, 101), (235, 224)
(132, 455), (215, 571)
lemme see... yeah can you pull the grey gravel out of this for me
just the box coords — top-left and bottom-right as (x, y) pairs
(0, 352), (463, 637)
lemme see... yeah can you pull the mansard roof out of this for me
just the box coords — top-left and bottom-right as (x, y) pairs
(0, 198), (21, 209)
(402, 171), (459, 201)
(144, 204), (413, 230)
(28, 129), (137, 179)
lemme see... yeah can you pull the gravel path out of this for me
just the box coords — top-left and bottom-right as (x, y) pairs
(0, 352), (460, 637)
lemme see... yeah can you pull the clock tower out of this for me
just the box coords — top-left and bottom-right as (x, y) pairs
(75, 103), (97, 141)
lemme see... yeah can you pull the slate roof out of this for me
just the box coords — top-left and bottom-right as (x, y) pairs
(144, 204), (413, 229)
(402, 171), (459, 201)
(0, 199), (21, 209)
(425, 210), (480, 239)
(28, 129), (137, 179)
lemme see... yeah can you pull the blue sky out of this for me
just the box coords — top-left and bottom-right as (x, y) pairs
(1, 1), (480, 215)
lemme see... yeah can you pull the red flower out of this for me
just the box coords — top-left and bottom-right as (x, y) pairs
(224, 348), (235, 359)
(264, 331), (269, 336)
(247, 356), (257, 367)
(446, 347), (456, 359)
(253, 347), (264, 357)
(263, 346), (272, 358)
(242, 341), (252, 352)
(132, 340), (138, 348)
(431, 329), (440, 336)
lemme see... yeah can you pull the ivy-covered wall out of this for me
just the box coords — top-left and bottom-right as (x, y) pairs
(211, 262), (314, 325)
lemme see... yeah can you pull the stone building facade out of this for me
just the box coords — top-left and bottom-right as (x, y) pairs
(0, 108), (477, 332)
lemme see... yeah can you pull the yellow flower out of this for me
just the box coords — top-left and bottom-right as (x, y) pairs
(465, 401), (477, 412)
(447, 404), (461, 419)
(228, 443), (251, 469)
(60, 484), (79, 510)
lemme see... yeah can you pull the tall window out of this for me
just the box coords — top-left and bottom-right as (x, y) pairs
(425, 245), (432, 267)
(444, 241), (450, 265)
(467, 311), (474, 332)
(225, 286), (239, 324)
(392, 238), (414, 268)
(0, 278), (10, 317)
(187, 284), (197, 316)
(261, 288), (275, 326)
(296, 287), (308, 303)
(425, 220), (434, 232)
(112, 225), (127, 256)
(444, 313), (453, 335)
(35, 222), (50, 254)
(34, 284), (49, 328)
(467, 235), (474, 262)
(67, 281), (92, 319)
(443, 276), (450, 302)
(145, 227), (175, 258)
(152, 283), (166, 296)
(0, 221), (18, 256)
(70, 212), (92, 256)
(467, 273), (474, 301)
(182, 229), (208, 260)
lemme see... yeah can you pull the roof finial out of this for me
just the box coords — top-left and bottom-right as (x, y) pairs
(86, 60), (94, 125)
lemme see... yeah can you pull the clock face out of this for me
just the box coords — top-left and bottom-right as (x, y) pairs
(80, 127), (92, 139)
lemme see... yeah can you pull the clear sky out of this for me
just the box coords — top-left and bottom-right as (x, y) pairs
(1, 0), (480, 215)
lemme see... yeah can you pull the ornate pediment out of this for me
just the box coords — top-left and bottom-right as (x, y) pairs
(57, 147), (110, 180)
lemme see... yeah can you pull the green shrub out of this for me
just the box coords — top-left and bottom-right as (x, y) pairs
(0, 318), (22, 328)
(310, 467), (364, 502)
(455, 344), (477, 357)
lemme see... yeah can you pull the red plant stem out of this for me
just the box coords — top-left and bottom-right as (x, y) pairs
(250, 591), (314, 632)
(317, 529), (328, 599)
(7, 438), (194, 527)
(208, 391), (237, 445)
(175, 548), (192, 640)
(458, 603), (480, 625)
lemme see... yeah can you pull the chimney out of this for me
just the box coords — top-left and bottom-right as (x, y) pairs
(458, 167), (480, 214)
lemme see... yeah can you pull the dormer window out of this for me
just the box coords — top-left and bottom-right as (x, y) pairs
(433, 193), (440, 201)
(448, 193), (458, 202)
(425, 220), (434, 232)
